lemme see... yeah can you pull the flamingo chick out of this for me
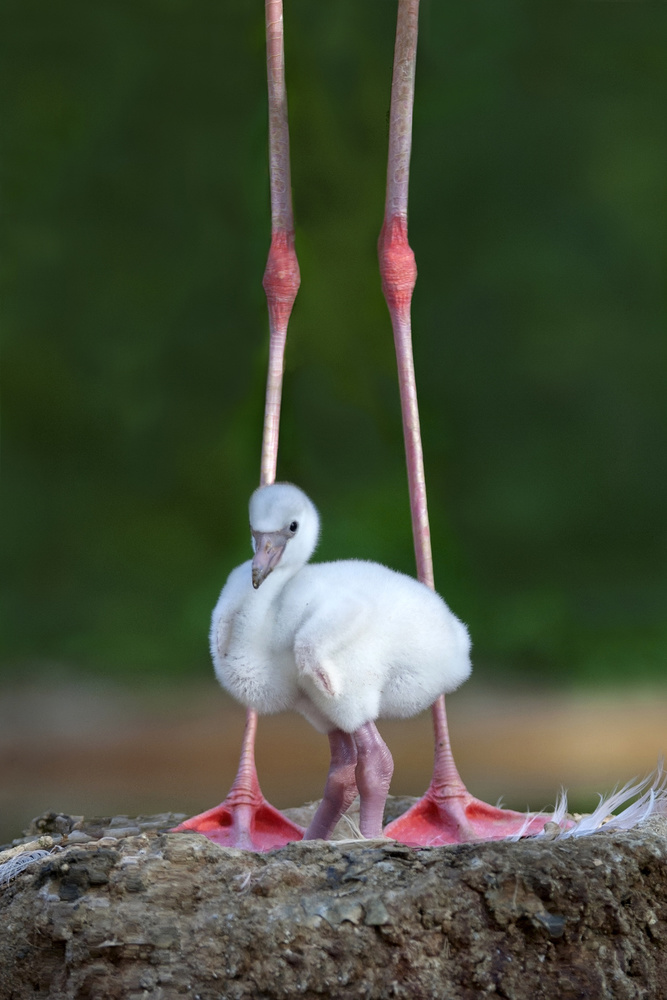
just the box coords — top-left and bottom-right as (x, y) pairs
(211, 482), (471, 841)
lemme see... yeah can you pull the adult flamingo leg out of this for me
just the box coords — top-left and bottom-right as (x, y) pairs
(379, 1), (551, 845)
(173, 706), (303, 850)
(172, 0), (303, 851)
(386, 697), (549, 846)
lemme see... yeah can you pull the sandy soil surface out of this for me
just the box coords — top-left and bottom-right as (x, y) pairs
(1, 678), (665, 845)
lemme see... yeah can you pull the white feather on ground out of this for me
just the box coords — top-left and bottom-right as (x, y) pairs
(510, 760), (667, 841)
(0, 850), (50, 887)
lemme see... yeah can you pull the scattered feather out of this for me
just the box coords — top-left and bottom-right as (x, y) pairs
(510, 761), (667, 841)
(0, 850), (50, 887)
(339, 813), (364, 840)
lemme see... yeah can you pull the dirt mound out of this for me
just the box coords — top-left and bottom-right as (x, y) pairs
(2, 808), (666, 999)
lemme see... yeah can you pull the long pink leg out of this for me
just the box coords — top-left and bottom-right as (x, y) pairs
(260, 0), (300, 489)
(173, 0), (303, 851)
(173, 704), (303, 850)
(379, 0), (551, 845)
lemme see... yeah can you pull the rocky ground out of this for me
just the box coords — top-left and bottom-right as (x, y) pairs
(2, 804), (667, 999)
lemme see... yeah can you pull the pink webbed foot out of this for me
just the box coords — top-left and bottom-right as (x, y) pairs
(384, 785), (552, 847)
(172, 795), (303, 852)
(171, 709), (304, 852)
(384, 697), (564, 846)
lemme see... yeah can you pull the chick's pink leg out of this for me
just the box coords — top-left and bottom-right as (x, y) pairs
(354, 721), (394, 839)
(303, 730), (359, 840)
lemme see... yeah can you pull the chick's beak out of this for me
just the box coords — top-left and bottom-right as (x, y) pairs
(251, 532), (287, 589)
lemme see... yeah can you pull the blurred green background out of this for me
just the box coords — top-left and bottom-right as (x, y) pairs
(3, 0), (666, 692)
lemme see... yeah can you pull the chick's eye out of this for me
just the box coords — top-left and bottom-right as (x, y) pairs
(289, 521), (298, 533)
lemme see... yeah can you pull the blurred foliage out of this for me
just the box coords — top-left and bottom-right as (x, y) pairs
(2, 1), (665, 686)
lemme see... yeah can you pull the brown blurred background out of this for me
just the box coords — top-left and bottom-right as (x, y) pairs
(2, 678), (665, 845)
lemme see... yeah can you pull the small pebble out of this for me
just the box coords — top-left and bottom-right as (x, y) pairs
(101, 827), (141, 839)
(66, 831), (93, 844)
